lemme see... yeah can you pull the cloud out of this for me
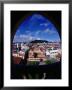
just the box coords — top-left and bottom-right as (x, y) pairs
(20, 34), (27, 38)
(44, 28), (57, 34)
(35, 30), (41, 35)
(26, 30), (30, 33)
(25, 30), (32, 36)
(29, 36), (35, 41)
(32, 14), (44, 19)
(44, 29), (50, 33)
(40, 23), (49, 26)
(20, 34), (33, 41)
(37, 38), (41, 40)
(13, 34), (36, 42)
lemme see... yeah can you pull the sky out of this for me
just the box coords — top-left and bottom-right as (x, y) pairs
(13, 14), (60, 43)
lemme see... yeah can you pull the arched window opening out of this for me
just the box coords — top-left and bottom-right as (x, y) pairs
(12, 14), (61, 65)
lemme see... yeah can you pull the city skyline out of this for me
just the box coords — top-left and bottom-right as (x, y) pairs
(13, 14), (60, 43)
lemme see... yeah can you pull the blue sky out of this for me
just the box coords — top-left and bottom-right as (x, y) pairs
(13, 14), (60, 43)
